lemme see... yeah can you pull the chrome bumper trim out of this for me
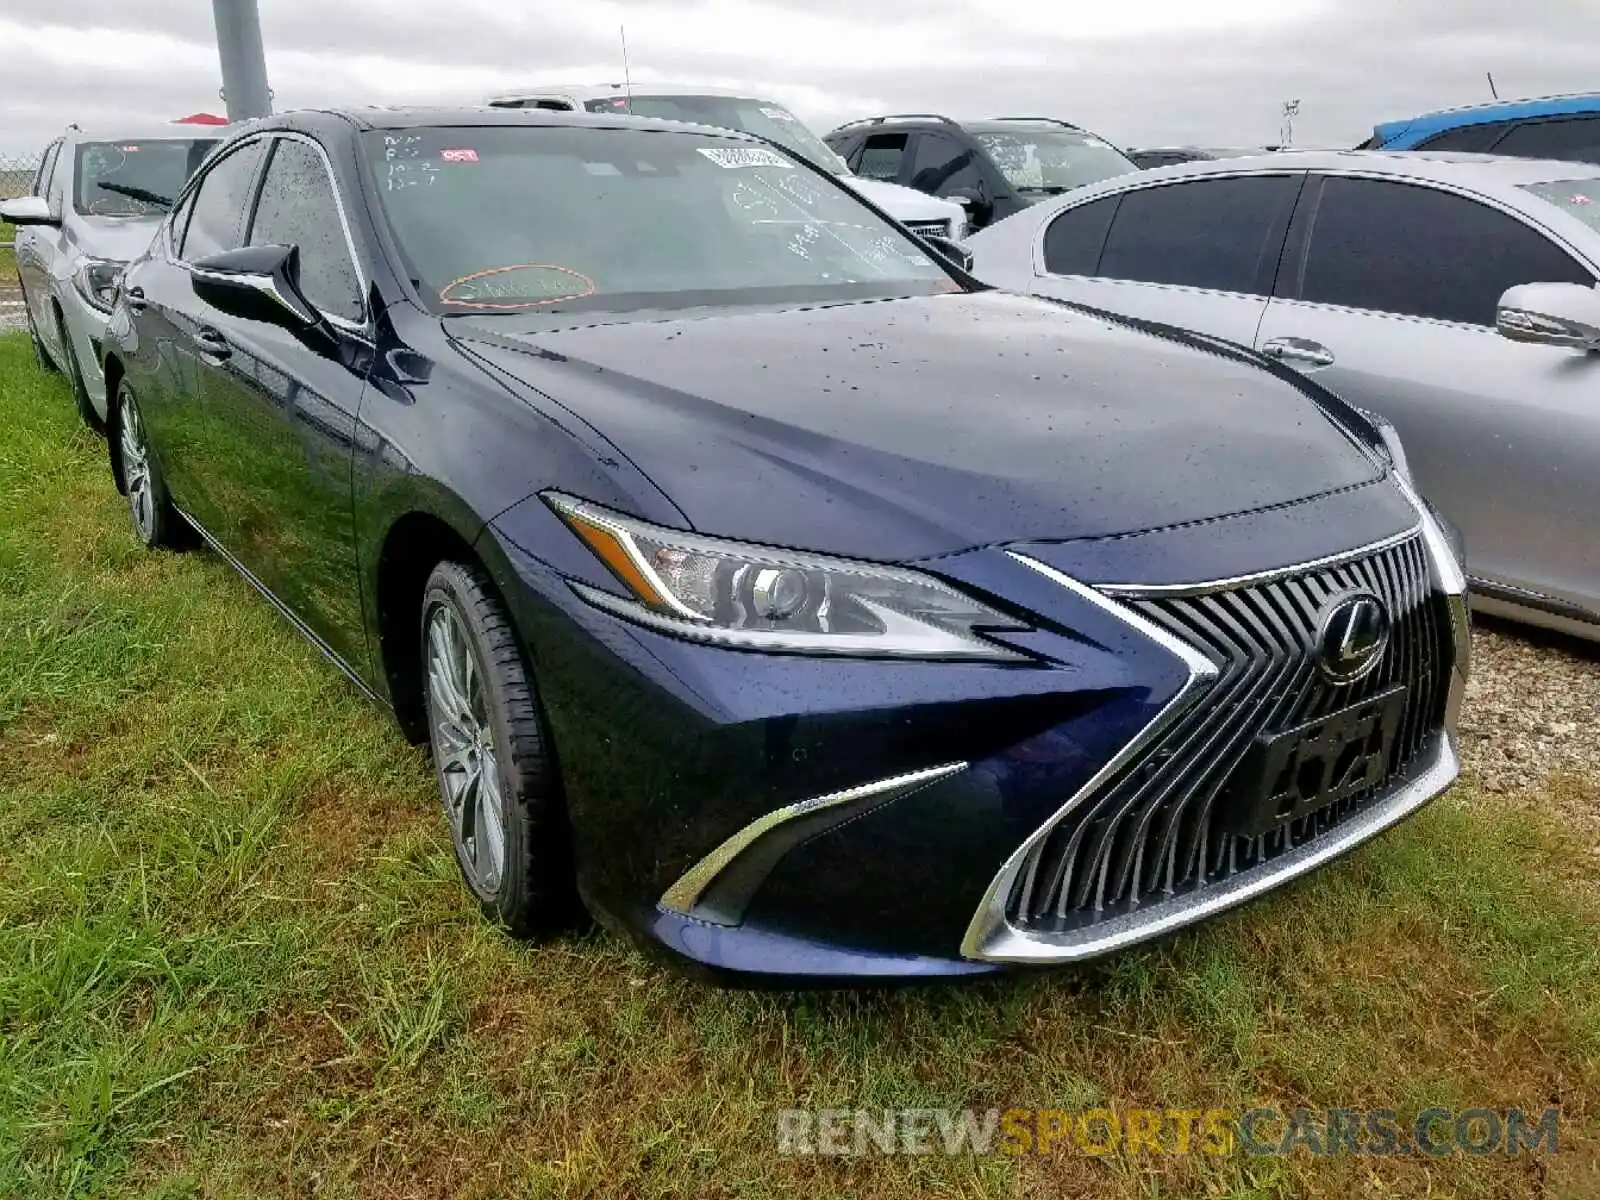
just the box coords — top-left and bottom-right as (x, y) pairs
(659, 762), (968, 924)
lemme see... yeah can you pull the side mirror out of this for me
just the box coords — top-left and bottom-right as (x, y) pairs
(0, 195), (57, 227)
(944, 186), (993, 228)
(189, 244), (319, 329)
(921, 233), (974, 273)
(1496, 282), (1600, 351)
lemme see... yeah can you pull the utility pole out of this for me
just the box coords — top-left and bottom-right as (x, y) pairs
(211, 0), (273, 122)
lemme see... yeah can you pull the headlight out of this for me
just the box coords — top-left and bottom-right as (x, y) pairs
(546, 494), (1030, 661)
(72, 258), (126, 314)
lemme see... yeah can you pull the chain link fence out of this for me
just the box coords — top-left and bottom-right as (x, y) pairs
(2, 152), (41, 253)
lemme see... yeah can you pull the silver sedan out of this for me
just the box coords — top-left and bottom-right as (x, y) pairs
(970, 151), (1600, 641)
(1, 125), (229, 427)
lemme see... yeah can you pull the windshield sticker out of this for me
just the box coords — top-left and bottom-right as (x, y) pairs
(438, 263), (597, 310)
(119, 145), (141, 152)
(697, 147), (793, 169)
(760, 107), (798, 122)
(439, 148), (479, 163)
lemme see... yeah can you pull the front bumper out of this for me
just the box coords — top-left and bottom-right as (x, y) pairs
(58, 280), (113, 415)
(485, 490), (1466, 984)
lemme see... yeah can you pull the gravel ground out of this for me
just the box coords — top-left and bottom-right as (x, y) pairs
(1459, 619), (1600, 859)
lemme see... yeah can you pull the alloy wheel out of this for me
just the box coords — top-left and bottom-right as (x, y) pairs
(120, 397), (156, 541)
(425, 599), (508, 896)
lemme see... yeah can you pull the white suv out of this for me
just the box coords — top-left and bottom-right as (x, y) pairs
(485, 84), (969, 243)
(1, 125), (230, 427)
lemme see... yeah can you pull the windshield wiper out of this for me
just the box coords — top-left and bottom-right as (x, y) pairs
(1018, 185), (1073, 195)
(95, 181), (173, 209)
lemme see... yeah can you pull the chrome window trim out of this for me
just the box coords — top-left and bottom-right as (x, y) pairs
(1028, 168), (1307, 278)
(960, 501), (1468, 965)
(1096, 522), (1423, 598)
(173, 130), (371, 332)
(1028, 164), (1600, 286)
(167, 132), (271, 259)
(659, 762), (969, 921)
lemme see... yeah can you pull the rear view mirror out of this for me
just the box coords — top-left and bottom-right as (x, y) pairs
(0, 195), (56, 227)
(189, 244), (320, 329)
(921, 233), (974, 273)
(1496, 282), (1600, 351)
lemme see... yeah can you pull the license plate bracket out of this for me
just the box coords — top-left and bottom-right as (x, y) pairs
(1221, 685), (1407, 840)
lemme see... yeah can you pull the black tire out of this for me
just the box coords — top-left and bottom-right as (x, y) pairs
(54, 306), (104, 432)
(113, 381), (185, 550)
(420, 559), (580, 937)
(22, 288), (57, 373)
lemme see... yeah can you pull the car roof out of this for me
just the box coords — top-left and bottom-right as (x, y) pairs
(57, 121), (245, 145)
(487, 82), (764, 103)
(254, 106), (762, 141)
(1374, 91), (1600, 145)
(1124, 148), (1600, 189)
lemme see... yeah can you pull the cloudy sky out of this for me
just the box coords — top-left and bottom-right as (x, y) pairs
(2, 0), (1597, 156)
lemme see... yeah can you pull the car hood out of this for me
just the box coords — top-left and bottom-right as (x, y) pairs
(67, 215), (164, 263)
(837, 175), (964, 224)
(451, 291), (1387, 562)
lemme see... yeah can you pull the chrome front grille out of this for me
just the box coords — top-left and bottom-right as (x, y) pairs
(1008, 533), (1453, 934)
(906, 219), (953, 239)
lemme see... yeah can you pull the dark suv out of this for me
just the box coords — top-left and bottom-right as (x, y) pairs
(824, 115), (1138, 230)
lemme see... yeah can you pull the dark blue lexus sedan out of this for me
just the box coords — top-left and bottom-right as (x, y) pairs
(101, 108), (1469, 983)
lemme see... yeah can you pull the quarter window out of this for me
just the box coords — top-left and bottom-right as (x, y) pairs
(181, 139), (269, 261)
(1490, 117), (1600, 164)
(248, 138), (363, 321)
(1042, 195), (1119, 275)
(856, 133), (908, 182)
(1095, 175), (1300, 294)
(1298, 177), (1593, 325)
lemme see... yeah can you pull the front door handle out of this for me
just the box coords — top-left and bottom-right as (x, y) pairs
(195, 326), (232, 362)
(1261, 337), (1335, 368)
(124, 285), (148, 314)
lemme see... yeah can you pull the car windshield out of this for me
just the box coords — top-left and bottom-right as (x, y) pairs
(365, 126), (956, 316)
(1520, 178), (1600, 235)
(583, 94), (850, 174)
(74, 138), (218, 216)
(974, 128), (1138, 194)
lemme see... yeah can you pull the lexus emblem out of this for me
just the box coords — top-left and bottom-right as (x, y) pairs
(1317, 594), (1390, 684)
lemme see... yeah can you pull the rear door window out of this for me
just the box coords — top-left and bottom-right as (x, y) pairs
(855, 134), (908, 182)
(1414, 122), (1512, 153)
(1490, 117), (1600, 164)
(1095, 175), (1300, 294)
(1297, 176), (1593, 324)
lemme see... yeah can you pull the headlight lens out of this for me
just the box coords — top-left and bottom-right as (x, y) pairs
(73, 258), (126, 314)
(547, 494), (1030, 661)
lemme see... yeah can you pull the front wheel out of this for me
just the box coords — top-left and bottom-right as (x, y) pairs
(115, 383), (184, 550)
(420, 560), (580, 937)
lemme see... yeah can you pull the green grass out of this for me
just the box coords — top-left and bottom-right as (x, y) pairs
(0, 330), (1596, 1198)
